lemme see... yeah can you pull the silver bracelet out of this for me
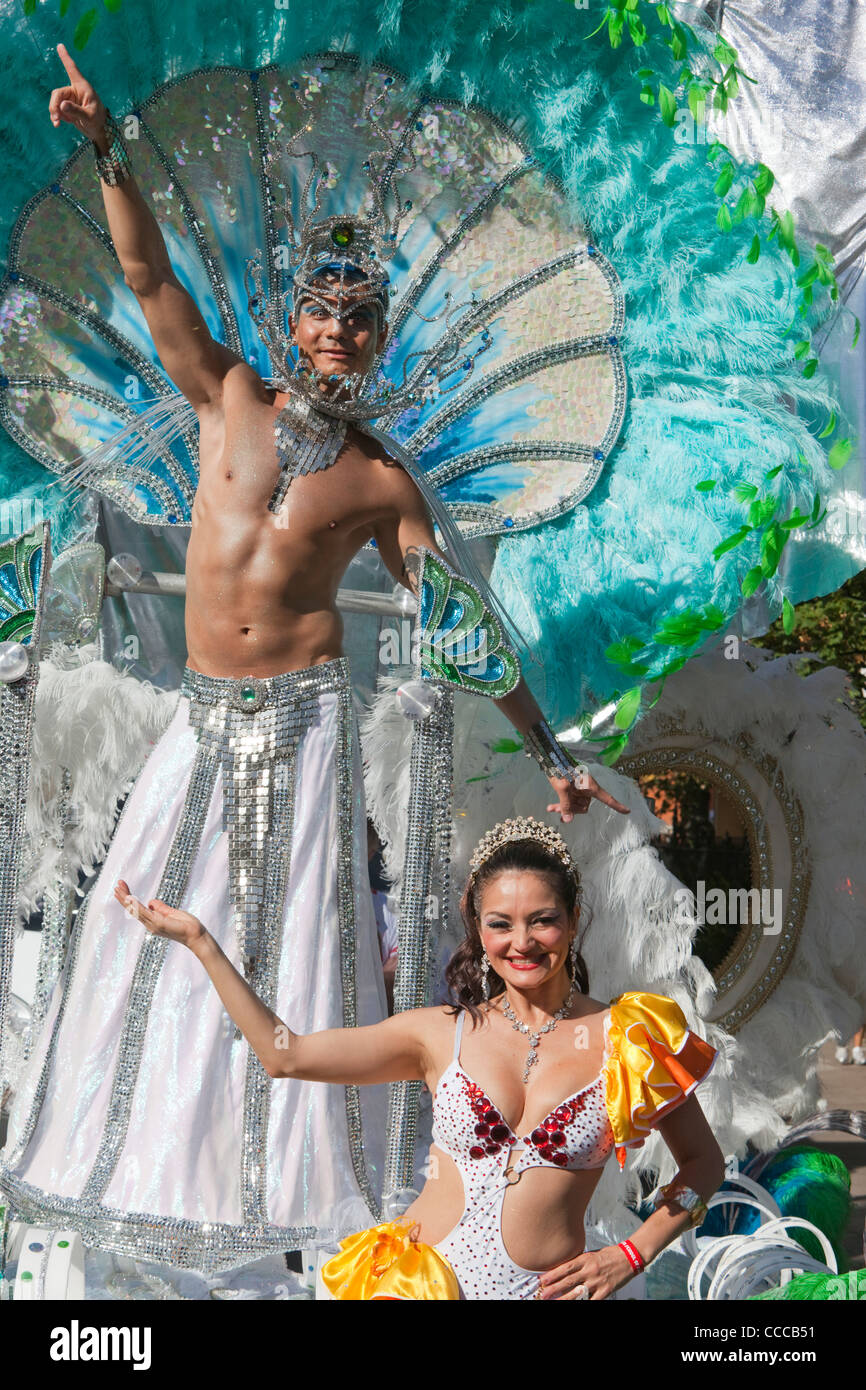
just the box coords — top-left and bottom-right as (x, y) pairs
(653, 1180), (708, 1229)
(93, 110), (132, 187)
(523, 719), (589, 786)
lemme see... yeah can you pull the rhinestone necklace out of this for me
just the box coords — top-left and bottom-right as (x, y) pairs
(501, 980), (576, 1083)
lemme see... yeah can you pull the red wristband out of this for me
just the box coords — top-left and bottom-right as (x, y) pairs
(618, 1238), (645, 1273)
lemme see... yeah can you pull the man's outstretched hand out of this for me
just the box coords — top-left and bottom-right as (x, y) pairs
(49, 43), (106, 142)
(547, 770), (631, 823)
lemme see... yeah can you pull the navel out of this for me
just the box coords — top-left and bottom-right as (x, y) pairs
(225, 470), (234, 480)
(328, 520), (337, 529)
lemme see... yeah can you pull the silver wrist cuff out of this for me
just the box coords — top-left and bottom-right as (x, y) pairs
(93, 110), (132, 187)
(653, 1181), (708, 1229)
(523, 719), (589, 786)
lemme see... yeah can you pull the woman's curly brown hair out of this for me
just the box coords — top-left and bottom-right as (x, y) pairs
(445, 837), (591, 1024)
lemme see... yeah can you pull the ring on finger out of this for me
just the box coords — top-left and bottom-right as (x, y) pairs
(573, 1283), (589, 1300)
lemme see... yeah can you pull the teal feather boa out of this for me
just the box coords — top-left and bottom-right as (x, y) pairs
(0, 0), (855, 726)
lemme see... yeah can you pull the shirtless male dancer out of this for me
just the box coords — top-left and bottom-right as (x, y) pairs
(0, 45), (628, 1274)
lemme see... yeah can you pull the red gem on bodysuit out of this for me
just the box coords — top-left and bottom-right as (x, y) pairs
(490, 1124), (510, 1143)
(549, 1131), (566, 1147)
(485, 1142), (501, 1155)
(474, 1122), (490, 1138)
(554, 1106), (571, 1124)
(469, 1146), (486, 1160)
(538, 1144), (554, 1162)
(530, 1127), (548, 1146)
(543, 1117), (559, 1132)
(484, 1110), (501, 1125)
(552, 1152), (569, 1167)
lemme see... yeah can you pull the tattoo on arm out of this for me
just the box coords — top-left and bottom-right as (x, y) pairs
(400, 545), (422, 594)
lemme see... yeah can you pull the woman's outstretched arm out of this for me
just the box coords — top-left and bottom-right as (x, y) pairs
(114, 881), (428, 1086)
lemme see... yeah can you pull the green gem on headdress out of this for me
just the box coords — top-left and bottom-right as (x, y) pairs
(331, 222), (355, 249)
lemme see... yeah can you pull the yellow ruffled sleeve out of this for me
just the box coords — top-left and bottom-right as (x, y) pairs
(320, 1220), (461, 1300)
(602, 991), (716, 1169)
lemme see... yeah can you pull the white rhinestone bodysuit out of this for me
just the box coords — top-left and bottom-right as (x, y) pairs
(431, 1009), (615, 1300)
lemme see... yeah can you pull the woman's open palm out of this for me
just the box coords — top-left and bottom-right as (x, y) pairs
(114, 879), (205, 948)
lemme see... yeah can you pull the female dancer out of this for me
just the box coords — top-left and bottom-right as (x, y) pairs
(115, 816), (724, 1300)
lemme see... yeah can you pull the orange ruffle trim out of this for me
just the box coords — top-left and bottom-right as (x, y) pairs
(602, 991), (717, 1169)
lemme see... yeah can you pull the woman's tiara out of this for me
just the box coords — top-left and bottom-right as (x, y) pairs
(468, 816), (576, 879)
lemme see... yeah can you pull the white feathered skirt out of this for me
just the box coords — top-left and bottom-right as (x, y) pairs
(0, 657), (387, 1273)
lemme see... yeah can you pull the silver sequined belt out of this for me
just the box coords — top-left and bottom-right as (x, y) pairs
(180, 656), (351, 712)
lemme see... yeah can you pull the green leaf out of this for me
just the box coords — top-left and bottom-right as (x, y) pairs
(753, 164), (774, 196)
(23, 0), (37, 13)
(714, 162), (735, 197)
(609, 10), (624, 46)
(780, 509), (811, 530)
(741, 565), (763, 598)
(730, 481), (758, 502)
(639, 85), (656, 105)
(793, 339), (811, 360)
(60, 0), (71, 12)
(817, 412), (837, 440)
(746, 234), (761, 264)
(713, 37), (739, 66)
(810, 490), (821, 522)
(637, 68), (655, 79)
(656, 3), (672, 24)
(73, 6), (99, 47)
(626, 11), (648, 44)
(490, 737), (524, 755)
(764, 465), (783, 480)
(777, 209), (797, 253)
(747, 496), (777, 528)
(687, 85), (706, 122)
(732, 187), (761, 224)
(103, 0), (124, 10)
(605, 635), (644, 661)
(600, 733), (630, 765)
(699, 603), (726, 630)
(655, 654), (688, 678)
(853, 316), (861, 349)
(614, 686), (642, 730)
(712, 525), (752, 560)
(658, 83), (677, 126)
(796, 264), (819, 288)
(695, 478), (717, 492)
(716, 203), (732, 233)
(782, 596), (795, 634)
(652, 611), (705, 646)
(669, 22), (688, 60)
(828, 437), (853, 470)
(759, 521), (786, 577)
(802, 357), (818, 378)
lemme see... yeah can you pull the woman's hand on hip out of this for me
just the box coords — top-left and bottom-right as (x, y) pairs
(536, 1243), (635, 1301)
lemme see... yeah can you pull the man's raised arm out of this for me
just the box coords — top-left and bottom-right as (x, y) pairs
(49, 43), (243, 409)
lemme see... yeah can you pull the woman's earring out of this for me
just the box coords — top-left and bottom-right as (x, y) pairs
(481, 951), (490, 1001)
(570, 933), (579, 977)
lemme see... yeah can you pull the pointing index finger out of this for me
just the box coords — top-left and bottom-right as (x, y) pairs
(56, 42), (85, 84)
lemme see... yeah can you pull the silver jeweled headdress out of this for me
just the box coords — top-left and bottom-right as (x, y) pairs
(243, 89), (492, 421)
